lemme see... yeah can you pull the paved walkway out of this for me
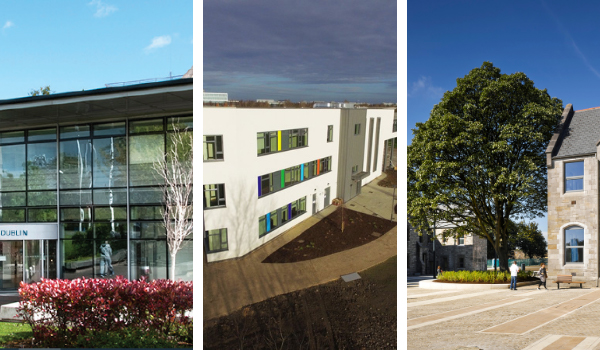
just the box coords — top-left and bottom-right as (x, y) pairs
(203, 175), (397, 321)
(408, 280), (600, 350)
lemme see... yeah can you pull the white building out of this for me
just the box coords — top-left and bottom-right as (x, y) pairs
(203, 92), (228, 104)
(203, 107), (396, 262)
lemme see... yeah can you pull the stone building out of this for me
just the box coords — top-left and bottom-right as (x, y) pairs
(546, 104), (600, 285)
(407, 220), (487, 276)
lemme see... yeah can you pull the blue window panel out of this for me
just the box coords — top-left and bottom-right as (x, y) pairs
(565, 162), (584, 177)
(565, 227), (584, 247)
(566, 179), (583, 191)
(266, 213), (271, 231)
(300, 163), (304, 181)
(258, 176), (262, 197)
(288, 203), (292, 219)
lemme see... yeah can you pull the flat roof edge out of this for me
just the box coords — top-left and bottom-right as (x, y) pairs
(0, 78), (193, 106)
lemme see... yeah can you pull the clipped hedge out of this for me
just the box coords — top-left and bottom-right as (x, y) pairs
(437, 270), (534, 283)
(17, 277), (192, 348)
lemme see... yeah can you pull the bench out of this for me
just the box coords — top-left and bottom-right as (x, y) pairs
(553, 275), (585, 289)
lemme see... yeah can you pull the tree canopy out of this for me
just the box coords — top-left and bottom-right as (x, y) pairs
(408, 62), (562, 271)
(29, 86), (53, 96)
(487, 220), (547, 259)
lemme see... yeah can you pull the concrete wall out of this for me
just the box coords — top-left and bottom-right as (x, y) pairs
(547, 156), (599, 282)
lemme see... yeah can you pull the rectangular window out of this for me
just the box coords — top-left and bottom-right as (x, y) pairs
(459, 237), (464, 245)
(459, 257), (465, 268)
(327, 125), (333, 142)
(259, 196), (306, 237)
(393, 118), (397, 132)
(352, 165), (358, 174)
(258, 157), (332, 198)
(354, 123), (361, 135)
(203, 135), (224, 161)
(565, 161), (584, 192)
(257, 128), (307, 156)
(204, 184), (226, 208)
(205, 228), (228, 253)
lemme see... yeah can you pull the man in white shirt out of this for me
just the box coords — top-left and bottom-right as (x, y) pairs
(510, 261), (520, 290)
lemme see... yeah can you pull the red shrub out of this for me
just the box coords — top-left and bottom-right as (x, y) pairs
(17, 277), (193, 347)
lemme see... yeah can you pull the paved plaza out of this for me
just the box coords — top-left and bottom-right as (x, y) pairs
(407, 276), (600, 350)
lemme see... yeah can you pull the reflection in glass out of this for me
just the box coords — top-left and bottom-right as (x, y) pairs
(0, 209), (25, 222)
(129, 187), (163, 204)
(61, 207), (91, 222)
(28, 208), (57, 222)
(0, 192), (25, 207)
(130, 222), (166, 239)
(93, 122), (125, 137)
(60, 190), (92, 206)
(130, 119), (164, 134)
(27, 191), (57, 206)
(169, 242), (192, 281)
(61, 225), (94, 279)
(93, 137), (126, 188)
(0, 131), (24, 144)
(130, 240), (167, 281)
(0, 241), (23, 289)
(0, 144), (25, 192)
(95, 239), (127, 278)
(129, 134), (164, 186)
(93, 188), (127, 205)
(28, 128), (56, 142)
(167, 116), (193, 130)
(60, 125), (90, 139)
(27, 142), (57, 190)
(60, 139), (92, 189)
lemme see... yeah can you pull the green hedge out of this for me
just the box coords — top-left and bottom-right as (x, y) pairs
(437, 270), (533, 283)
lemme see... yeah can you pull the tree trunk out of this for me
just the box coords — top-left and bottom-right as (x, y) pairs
(170, 251), (177, 281)
(497, 247), (509, 272)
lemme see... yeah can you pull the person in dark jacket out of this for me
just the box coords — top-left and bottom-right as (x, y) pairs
(537, 263), (547, 290)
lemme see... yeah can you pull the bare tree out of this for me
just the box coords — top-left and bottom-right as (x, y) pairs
(153, 123), (193, 280)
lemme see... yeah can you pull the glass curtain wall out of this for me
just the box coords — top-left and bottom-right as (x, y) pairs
(0, 115), (195, 282)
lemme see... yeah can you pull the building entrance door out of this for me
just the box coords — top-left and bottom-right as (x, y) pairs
(0, 240), (57, 290)
(0, 241), (22, 290)
(324, 187), (330, 207)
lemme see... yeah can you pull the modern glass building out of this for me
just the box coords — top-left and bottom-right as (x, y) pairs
(0, 78), (193, 289)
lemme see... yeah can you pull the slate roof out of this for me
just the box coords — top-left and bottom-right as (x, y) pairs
(554, 107), (600, 158)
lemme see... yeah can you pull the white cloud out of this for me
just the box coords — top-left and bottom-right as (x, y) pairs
(89, 0), (117, 18)
(3, 21), (14, 30)
(144, 35), (172, 53)
(409, 76), (444, 99)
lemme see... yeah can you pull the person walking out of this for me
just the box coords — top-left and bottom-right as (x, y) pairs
(537, 263), (548, 290)
(510, 261), (520, 290)
(437, 266), (442, 278)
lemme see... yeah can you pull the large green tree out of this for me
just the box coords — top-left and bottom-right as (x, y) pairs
(408, 62), (562, 271)
(487, 220), (548, 259)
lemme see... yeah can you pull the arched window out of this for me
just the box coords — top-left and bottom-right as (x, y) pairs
(565, 226), (584, 263)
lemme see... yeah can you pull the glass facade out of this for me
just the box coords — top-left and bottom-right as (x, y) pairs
(0, 115), (193, 283)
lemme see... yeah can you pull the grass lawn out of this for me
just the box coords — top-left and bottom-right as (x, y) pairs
(0, 322), (32, 346)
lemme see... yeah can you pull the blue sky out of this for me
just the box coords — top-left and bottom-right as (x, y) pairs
(0, 1), (192, 99)
(204, 0), (396, 104)
(407, 1), (600, 239)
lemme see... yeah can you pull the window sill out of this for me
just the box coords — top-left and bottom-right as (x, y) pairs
(206, 248), (228, 254)
(563, 263), (584, 268)
(203, 159), (224, 162)
(204, 205), (226, 211)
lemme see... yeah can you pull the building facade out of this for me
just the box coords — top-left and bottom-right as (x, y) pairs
(0, 79), (193, 289)
(407, 221), (487, 276)
(203, 107), (396, 262)
(546, 104), (600, 284)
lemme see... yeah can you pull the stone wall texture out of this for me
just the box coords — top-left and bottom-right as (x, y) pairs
(547, 156), (599, 283)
